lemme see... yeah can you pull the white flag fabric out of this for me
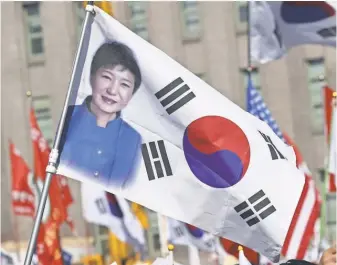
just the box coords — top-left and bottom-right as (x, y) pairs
(250, 1), (336, 64)
(167, 218), (216, 252)
(57, 6), (305, 261)
(81, 184), (145, 249)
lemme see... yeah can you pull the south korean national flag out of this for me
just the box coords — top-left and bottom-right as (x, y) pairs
(250, 1), (336, 64)
(58, 6), (306, 262)
(167, 218), (216, 253)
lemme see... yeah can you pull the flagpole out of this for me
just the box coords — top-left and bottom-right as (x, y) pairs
(157, 214), (169, 257)
(22, 2), (96, 265)
(13, 211), (21, 262)
(247, 1), (252, 71)
(320, 77), (328, 241)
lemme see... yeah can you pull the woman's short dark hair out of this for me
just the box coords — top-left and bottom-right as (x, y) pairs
(90, 42), (142, 92)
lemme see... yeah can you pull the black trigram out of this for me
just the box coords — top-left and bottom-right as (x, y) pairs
(142, 140), (173, 181)
(155, 77), (196, 115)
(95, 198), (107, 214)
(259, 131), (285, 160)
(174, 226), (184, 237)
(234, 190), (276, 227)
(317, 26), (336, 38)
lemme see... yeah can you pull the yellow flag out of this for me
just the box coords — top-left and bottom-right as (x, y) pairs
(83, 1), (114, 16)
(131, 203), (149, 230)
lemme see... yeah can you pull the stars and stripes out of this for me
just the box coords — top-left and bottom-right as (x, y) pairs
(247, 77), (285, 142)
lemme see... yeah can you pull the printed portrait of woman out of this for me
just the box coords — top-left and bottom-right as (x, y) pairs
(58, 41), (142, 188)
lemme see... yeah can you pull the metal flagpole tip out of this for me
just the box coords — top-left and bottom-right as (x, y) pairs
(168, 244), (175, 251)
(26, 91), (32, 97)
(238, 245), (243, 252)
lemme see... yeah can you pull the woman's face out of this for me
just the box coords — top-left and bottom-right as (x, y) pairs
(91, 64), (136, 116)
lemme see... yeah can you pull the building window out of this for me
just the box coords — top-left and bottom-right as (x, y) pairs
(23, 2), (44, 60)
(32, 96), (53, 146)
(240, 67), (261, 91)
(180, 1), (201, 40)
(75, 2), (86, 40)
(128, 2), (149, 40)
(235, 1), (248, 33)
(307, 58), (325, 133)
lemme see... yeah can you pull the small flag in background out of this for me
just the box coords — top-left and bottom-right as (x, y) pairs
(167, 218), (216, 252)
(324, 87), (336, 192)
(81, 184), (145, 250)
(247, 77), (284, 142)
(250, 1), (336, 64)
(9, 141), (35, 217)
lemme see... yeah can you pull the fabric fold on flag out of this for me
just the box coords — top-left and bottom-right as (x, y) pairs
(56, 6), (306, 261)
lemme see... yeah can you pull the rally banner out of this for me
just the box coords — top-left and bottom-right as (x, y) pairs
(56, 6), (305, 261)
(250, 1), (336, 64)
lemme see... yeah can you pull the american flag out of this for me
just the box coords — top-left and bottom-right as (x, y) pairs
(246, 77), (284, 142)
(246, 75), (321, 261)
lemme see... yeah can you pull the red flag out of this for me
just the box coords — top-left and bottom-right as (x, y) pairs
(324, 86), (334, 144)
(30, 109), (69, 265)
(324, 86), (336, 192)
(36, 224), (54, 265)
(9, 141), (35, 217)
(44, 220), (64, 265)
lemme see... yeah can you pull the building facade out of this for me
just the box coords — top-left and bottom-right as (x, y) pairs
(1, 1), (336, 264)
